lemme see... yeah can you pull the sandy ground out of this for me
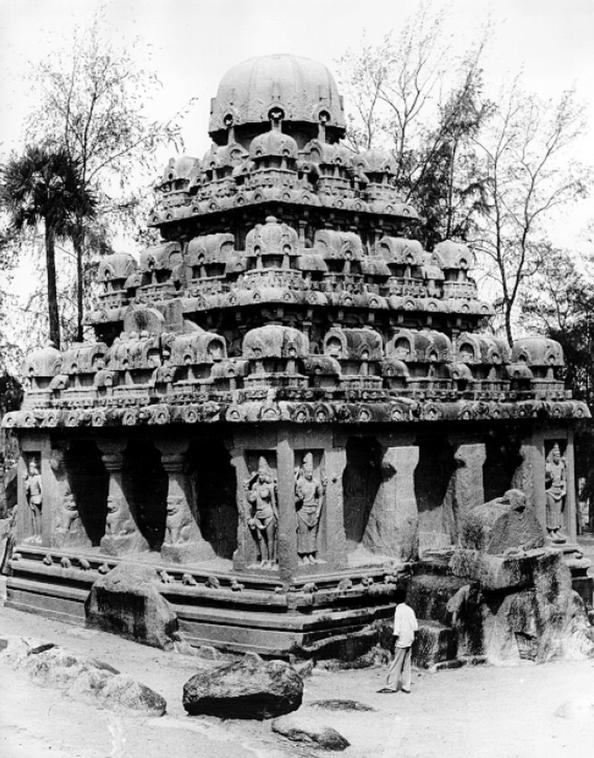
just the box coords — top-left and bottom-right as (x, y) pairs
(2, 605), (594, 758)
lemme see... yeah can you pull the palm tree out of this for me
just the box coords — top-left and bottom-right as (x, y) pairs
(0, 145), (95, 349)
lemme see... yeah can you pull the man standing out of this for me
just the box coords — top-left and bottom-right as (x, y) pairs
(380, 588), (418, 694)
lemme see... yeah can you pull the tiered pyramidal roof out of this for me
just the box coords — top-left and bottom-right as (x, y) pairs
(7, 54), (588, 429)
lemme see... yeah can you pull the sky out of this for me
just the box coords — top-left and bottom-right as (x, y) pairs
(0, 0), (593, 306)
(1, 0), (594, 162)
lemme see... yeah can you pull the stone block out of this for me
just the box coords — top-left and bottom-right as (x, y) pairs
(183, 656), (303, 719)
(449, 548), (536, 591)
(460, 488), (544, 554)
(85, 562), (178, 649)
(413, 620), (458, 667)
(409, 573), (469, 626)
(272, 714), (350, 751)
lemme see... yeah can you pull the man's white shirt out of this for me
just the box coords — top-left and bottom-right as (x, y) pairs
(393, 602), (418, 647)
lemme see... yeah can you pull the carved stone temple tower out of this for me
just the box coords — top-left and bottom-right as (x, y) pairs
(4, 54), (590, 656)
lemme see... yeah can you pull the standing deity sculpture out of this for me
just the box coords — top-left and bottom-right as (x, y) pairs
(545, 443), (567, 543)
(245, 456), (278, 567)
(295, 452), (325, 564)
(24, 457), (42, 541)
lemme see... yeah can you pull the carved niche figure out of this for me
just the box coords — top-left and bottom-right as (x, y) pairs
(165, 496), (194, 544)
(245, 456), (278, 567)
(58, 491), (80, 533)
(295, 452), (325, 564)
(24, 457), (42, 540)
(105, 495), (135, 536)
(545, 443), (567, 543)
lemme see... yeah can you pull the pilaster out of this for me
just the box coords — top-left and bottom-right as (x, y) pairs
(156, 439), (214, 563)
(449, 441), (486, 542)
(363, 442), (419, 560)
(98, 439), (148, 556)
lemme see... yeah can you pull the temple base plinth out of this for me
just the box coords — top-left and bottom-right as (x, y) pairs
(160, 542), (214, 563)
(52, 531), (92, 550)
(100, 534), (149, 556)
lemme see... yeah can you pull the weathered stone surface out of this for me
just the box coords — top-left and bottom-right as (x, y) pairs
(85, 562), (178, 649)
(474, 552), (594, 664)
(182, 656), (303, 719)
(0, 515), (15, 573)
(272, 714), (350, 751)
(0, 636), (166, 715)
(460, 488), (544, 554)
(449, 548), (535, 590)
(413, 620), (458, 668)
(363, 445), (419, 561)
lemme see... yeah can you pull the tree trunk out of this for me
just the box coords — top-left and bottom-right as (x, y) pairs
(504, 304), (514, 348)
(44, 223), (61, 349)
(73, 218), (85, 342)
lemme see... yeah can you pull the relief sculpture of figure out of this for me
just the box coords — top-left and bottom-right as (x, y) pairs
(105, 496), (134, 536)
(165, 496), (193, 544)
(545, 443), (567, 544)
(295, 452), (325, 564)
(24, 457), (42, 541)
(245, 456), (278, 567)
(59, 491), (80, 533)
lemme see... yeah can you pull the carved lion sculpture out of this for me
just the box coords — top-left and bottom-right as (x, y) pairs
(165, 496), (193, 544)
(105, 496), (134, 536)
(58, 494), (79, 533)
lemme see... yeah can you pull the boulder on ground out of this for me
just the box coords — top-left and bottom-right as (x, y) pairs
(0, 636), (166, 715)
(182, 656), (303, 719)
(272, 713), (350, 751)
(85, 562), (178, 649)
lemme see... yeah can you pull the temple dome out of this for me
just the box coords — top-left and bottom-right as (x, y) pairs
(209, 54), (346, 146)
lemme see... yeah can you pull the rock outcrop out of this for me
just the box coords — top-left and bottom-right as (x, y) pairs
(0, 636), (166, 715)
(272, 713), (350, 750)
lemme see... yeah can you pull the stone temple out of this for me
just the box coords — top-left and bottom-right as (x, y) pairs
(3, 54), (591, 658)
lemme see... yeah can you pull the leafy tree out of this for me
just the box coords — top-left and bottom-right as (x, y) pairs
(521, 244), (594, 404)
(27, 17), (188, 340)
(473, 83), (591, 345)
(0, 145), (95, 348)
(337, 5), (493, 248)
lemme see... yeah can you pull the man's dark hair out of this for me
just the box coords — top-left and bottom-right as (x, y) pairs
(394, 587), (407, 604)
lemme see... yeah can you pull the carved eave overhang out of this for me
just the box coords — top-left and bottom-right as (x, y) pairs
(148, 197), (420, 231)
(4, 397), (589, 430)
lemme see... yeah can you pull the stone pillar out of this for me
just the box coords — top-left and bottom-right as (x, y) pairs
(363, 443), (419, 561)
(564, 430), (577, 544)
(277, 429), (297, 582)
(449, 442), (486, 543)
(50, 445), (91, 550)
(157, 439), (214, 563)
(99, 440), (148, 556)
(320, 446), (347, 569)
(512, 431), (546, 528)
(231, 446), (251, 571)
